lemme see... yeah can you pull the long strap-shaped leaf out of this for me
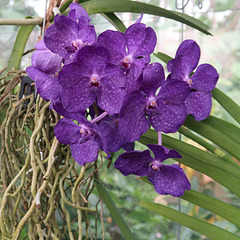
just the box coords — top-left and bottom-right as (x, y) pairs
(94, 179), (135, 240)
(140, 132), (240, 197)
(142, 129), (240, 178)
(101, 13), (127, 32)
(140, 178), (240, 228)
(184, 115), (240, 161)
(178, 126), (240, 168)
(80, 0), (211, 35)
(181, 190), (240, 228)
(140, 201), (240, 240)
(6, 16), (35, 72)
(212, 88), (240, 125)
(154, 52), (173, 63)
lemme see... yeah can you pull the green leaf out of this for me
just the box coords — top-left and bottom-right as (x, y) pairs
(181, 190), (240, 228)
(80, 0), (211, 35)
(24, 126), (32, 137)
(139, 201), (240, 240)
(212, 88), (240, 125)
(178, 126), (240, 168)
(101, 12), (127, 32)
(59, 0), (73, 13)
(6, 17), (35, 72)
(184, 115), (240, 161)
(140, 130), (240, 197)
(154, 51), (173, 64)
(94, 179), (135, 240)
(140, 180), (240, 228)
(142, 129), (240, 178)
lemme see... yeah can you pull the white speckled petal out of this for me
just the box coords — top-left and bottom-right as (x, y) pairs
(26, 66), (61, 101)
(147, 144), (182, 162)
(58, 62), (90, 88)
(168, 39), (200, 74)
(54, 118), (81, 145)
(185, 91), (212, 121)
(119, 91), (149, 142)
(61, 78), (96, 112)
(148, 100), (187, 133)
(148, 164), (191, 197)
(140, 62), (165, 96)
(115, 150), (152, 176)
(191, 64), (219, 92)
(97, 30), (126, 64)
(31, 40), (62, 74)
(70, 139), (100, 165)
(97, 65), (126, 115)
(44, 15), (79, 57)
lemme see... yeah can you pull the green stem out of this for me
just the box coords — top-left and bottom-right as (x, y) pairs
(0, 17), (43, 25)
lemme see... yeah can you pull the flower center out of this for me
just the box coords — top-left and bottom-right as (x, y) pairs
(149, 101), (156, 108)
(120, 56), (132, 71)
(72, 40), (83, 50)
(187, 78), (192, 85)
(79, 126), (92, 137)
(184, 77), (193, 86)
(147, 97), (157, 110)
(151, 161), (161, 171)
(65, 40), (84, 53)
(90, 75), (99, 87)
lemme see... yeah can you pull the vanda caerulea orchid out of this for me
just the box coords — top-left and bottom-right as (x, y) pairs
(167, 39), (219, 121)
(58, 44), (126, 115)
(26, 40), (62, 101)
(44, 3), (96, 64)
(115, 144), (191, 197)
(97, 22), (157, 93)
(119, 62), (190, 142)
(54, 117), (109, 165)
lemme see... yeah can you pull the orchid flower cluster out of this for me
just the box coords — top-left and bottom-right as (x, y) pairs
(26, 3), (219, 197)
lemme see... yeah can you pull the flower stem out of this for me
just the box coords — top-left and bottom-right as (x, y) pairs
(158, 131), (162, 145)
(91, 111), (108, 124)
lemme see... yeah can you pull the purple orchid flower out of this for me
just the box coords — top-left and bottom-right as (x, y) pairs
(119, 63), (190, 142)
(97, 22), (157, 93)
(54, 116), (109, 165)
(115, 144), (191, 197)
(26, 40), (63, 101)
(167, 39), (219, 121)
(98, 115), (134, 153)
(30, 40), (63, 74)
(58, 44), (126, 115)
(26, 67), (62, 101)
(44, 3), (96, 64)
